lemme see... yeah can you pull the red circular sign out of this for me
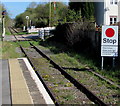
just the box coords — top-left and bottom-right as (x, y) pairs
(105, 28), (115, 37)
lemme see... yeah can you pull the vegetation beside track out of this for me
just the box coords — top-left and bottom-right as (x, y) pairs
(32, 40), (119, 104)
(2, 40), (119, 86)
(2, 41), (22, 59)
(2, 41), (40, 59)
(38, 40), (120, 85)
(38, 40), (119, 104)
(21, 40), (118, 104)
(2, 39), (119, 104)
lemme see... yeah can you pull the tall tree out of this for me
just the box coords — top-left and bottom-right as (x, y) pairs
(15, 2), (68, 28)
(69, 1), (95, 21)
(28, 2), (37, 8)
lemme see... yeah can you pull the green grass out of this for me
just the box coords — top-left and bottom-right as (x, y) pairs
(5, 31), (11, 35)
(39, 40), (96, 69)
(39, 40), (120, 85)
(30, 32), (38, 34)
(19, 41), (31, 48)
(5, 28), (12, 35)
(2, 41), (22, 59)
(96, 69), (120, 83)
(1, 41), (40, 59)
(62, 94), (74, 101)
(19, 41), (39, 47)
(2, 40), (40, 59)
(17, 32), (28, 35)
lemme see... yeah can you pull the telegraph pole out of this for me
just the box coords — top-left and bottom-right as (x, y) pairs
(54, 1), (56, 25)
(49, 0), (51, 27)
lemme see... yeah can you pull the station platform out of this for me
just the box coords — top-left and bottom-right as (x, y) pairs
(0, 58), (54, 105)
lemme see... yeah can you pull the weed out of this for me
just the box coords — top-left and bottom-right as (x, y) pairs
(62, 94), (74, 101)
(2, 41), (22, 59)
(39, 40), (119, 85)
(65, 82), (73, 87)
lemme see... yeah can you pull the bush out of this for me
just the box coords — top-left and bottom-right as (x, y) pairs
(54, 22), (95, 48)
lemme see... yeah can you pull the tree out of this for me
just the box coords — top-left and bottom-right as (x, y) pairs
(28, 2), (37, 8)
(66, 9), (82, 22)
(69, 1), (95, 22)
(15, 2), (68, 28)
(15, 13), (25, 28)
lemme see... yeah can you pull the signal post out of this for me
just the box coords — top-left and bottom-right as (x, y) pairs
(1, 10), (6, 41)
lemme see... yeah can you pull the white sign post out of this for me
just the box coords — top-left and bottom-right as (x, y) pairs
(101, 26), (118, 69)
(26, 16), (29, 30)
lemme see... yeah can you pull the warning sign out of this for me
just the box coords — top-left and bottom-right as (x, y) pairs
(101, 46), (118, 57)
(101, 26), (118, 57)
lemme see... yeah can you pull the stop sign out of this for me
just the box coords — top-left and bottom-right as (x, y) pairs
(101, 26), (118, 57)
(105, 28), (115, 37)
(101, 26), (118, 46)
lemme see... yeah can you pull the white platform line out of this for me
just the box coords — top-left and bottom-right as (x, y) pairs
(19, 58), (55, 105)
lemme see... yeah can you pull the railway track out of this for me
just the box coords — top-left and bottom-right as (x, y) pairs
(10, 27), (120, 89)
(8, 27), (119, 105)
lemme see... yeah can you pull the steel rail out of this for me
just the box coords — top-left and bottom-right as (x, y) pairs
(88, 69), (120, 89)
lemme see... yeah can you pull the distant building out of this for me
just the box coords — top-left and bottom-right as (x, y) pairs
(95, 0), (120, 26)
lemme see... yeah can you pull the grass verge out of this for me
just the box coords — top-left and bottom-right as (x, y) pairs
(2, 41), (22, 59)
(39, 40), (120, 85)
(2, 41), (40, 59)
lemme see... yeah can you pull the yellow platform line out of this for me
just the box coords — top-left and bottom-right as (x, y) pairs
(9, 59), (33, 104)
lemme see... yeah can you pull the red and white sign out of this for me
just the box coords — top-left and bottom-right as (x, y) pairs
(101, 26), (118, 57)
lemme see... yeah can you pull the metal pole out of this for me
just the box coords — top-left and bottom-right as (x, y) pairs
(27, 19), (28, 30)
(54, 1), (56, 23)
(1, 17), (3, 41)
(26, 16), (29, 30)
(101, 57), (104, 70)
(113, 57), (115, 68)
(49, 0), (51, 27)
(2, 16), (5, 41)
(30, 20), (31, 29)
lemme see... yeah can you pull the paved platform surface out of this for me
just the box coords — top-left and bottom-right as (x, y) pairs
(0, 60), (2, 106)
(2, 59), (11, 104)
(9, 59), (33, 104)
(0, 58), (54, 105)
